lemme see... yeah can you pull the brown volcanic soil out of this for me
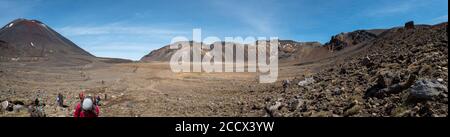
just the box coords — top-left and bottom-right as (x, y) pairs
(0, 58), (324, 117)
(0, 62), (261, 117)
(0, 22), (447, 117)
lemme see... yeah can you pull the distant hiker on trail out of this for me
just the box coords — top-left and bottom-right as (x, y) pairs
(56, 93), (64, 107)
(30, 98), (46, 117)
(34, 98), (40, 106)
(74, 96), (100, 117)
(79, 92), (84, 101)
(95, 95), (101, 106)
(282, 80), (290, 92)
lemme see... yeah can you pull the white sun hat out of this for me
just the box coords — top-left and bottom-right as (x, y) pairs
(82, 98), (93, 111)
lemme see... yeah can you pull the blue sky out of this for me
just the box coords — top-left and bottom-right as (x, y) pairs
(0, 0), (448, 60)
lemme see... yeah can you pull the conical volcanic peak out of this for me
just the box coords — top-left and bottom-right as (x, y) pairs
(0, 18), (94, 65)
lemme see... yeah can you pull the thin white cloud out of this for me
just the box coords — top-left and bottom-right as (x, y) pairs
(88, 43), (152, 51)
(366, 2), (414, 16)
(363, 0), (433, 17)
(55, 22), (191, 60)
(431, 15), (448, 23)
(58, 25), (188, 36)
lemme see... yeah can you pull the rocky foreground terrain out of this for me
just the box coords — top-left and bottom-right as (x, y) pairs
(253, 22), (448, 117)
(0, 20), (447, 117)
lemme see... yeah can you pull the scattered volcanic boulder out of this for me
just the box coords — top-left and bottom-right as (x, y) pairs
(409, 79), (447, 100)
(261, 21), (448, 117)
(405, 21), (415, 29)
(1, 100), (10, 111)
(0, 18), (95, 65)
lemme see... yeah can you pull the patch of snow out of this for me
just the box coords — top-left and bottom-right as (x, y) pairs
(11, 57), (20, 61)
(30, 42), (35, 48)
(40, 23), (46, 28)
(8, 23), (13, 28)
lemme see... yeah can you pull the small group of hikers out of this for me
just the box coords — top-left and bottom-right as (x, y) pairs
(26, 92), (102, 117)
(30, 97), (46, 117)
(56, 92), (102, 117)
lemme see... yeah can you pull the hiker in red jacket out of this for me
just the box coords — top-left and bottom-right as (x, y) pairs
(73, 96), (100, 117)
(78, 92), (85, 101)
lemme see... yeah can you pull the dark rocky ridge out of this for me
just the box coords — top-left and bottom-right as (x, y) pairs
(140, 40), (330, 64)
(324, 30), (378, 52)
(255, 22), (448, 117)
(140, 29), (387, 64)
